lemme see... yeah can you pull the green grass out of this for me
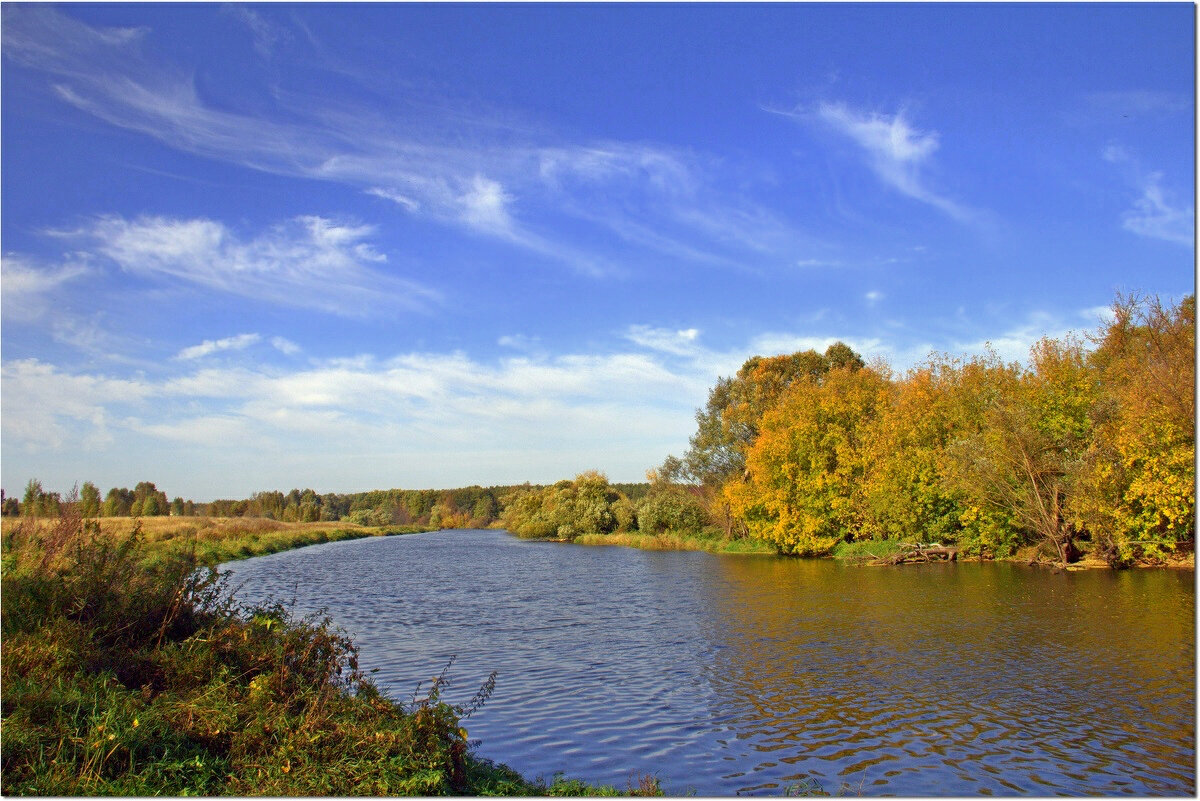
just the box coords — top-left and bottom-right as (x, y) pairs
(830, 539), (907, 562)
(572, 529), (777, 555)
(0, 512), (660, 796)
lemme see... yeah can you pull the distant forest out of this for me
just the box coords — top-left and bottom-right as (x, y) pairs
(3, 478), (650, 532)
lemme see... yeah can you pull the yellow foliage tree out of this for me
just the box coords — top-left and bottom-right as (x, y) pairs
(1074, 295), (1195, 564)
(727, 366), (888, 555)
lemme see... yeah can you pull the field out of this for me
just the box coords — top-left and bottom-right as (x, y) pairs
(1, 514), (432, 568)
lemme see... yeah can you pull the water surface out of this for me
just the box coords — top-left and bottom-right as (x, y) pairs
(221, 529), (1194, 795)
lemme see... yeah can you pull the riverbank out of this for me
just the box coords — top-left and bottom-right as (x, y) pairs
(0, 515), (661, 796)
(572, 529), (776, 555)
(566, 526), (1194, 569)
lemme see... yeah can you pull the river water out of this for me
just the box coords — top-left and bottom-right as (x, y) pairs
(220, 529), (1194, 795)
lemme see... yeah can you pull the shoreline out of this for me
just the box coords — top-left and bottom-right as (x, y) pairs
(546, 528), (1195, 570)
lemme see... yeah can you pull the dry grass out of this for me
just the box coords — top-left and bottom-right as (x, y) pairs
(1, 515), (426, 567)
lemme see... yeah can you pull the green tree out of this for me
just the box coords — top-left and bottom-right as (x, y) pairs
(499, 472), (624, 541)
(22, 479), (44, 517)
(141, 494), (161, 517)
(79, 482), (102, 518)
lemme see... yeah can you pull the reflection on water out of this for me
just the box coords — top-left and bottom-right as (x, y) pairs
(221, 530), (1195, 795)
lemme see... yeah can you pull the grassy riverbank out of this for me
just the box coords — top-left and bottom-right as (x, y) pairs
(0, 514), (661, 796)
(574, 525), (1193, 568)
(573, 529), (776, 555)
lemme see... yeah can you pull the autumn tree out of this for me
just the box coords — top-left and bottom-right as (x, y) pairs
(660, 343), (865, 537)
(944, 340), (1098, 564)
(860, 360), (967, 544)
(1074, 294), (1195, 564)
(727, 365), (888, 555)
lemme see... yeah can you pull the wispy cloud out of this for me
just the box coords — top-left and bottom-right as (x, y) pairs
(1082, 90), (1190, 120)
(48, 214), (441, 316)
(175, 333), (262, 361)
(1120, 174), (1194, 247)
(271, 336), (302, 356)
(1103, 146), (1194, 247)
(223, 6), (287, 58)
(813, 102), (972, 222)
(366, 186), (421, 213)
(624, 325), (702, 357)
(3, 5), (814, 277)
(1, 254), (91, 322)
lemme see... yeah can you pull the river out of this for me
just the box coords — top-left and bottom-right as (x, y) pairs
(220, 529), (1194, 795)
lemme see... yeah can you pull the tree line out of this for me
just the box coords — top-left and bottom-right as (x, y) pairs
(499, 294), (1193, 567)
(668, 293), (1193, 566)
(5, 294), (1191, 567)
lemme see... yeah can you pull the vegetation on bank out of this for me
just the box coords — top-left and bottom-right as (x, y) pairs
(0, 506), (662, 796)
(658, 293), (1194, 568)
(490, 296), (1194, 569)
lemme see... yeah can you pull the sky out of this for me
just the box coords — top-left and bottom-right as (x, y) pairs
(2, 3), (1194, 501)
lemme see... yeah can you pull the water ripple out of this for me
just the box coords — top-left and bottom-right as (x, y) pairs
(222, 530), (1195, 796)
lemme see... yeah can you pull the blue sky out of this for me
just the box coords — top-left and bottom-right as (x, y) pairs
(2, 3), (1194, 500)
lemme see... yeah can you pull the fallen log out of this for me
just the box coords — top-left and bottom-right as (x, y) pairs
(869, 543), (959, 565)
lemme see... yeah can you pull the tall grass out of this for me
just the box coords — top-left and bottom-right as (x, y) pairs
(2, 514), (432, 569)
(0, 509), (658, 795)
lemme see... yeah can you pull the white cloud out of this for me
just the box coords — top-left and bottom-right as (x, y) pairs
(175, 333), (262, 361)
(1103, 146), (1194, 247)
(458, 175), (514, 233)
(814, 102), (972, 221)
(1080, 305), (1117, 326)
(624, 325), (702, 357)
(1120, 173), (1194, 247)
(224, 6), (286, 57)
(1, 254), (90, 321)
(71, 214), (439, 316)
(865, 290), (884, 305)
(367, 186), (421, 212)
(497, 334), (541, 351)
(271, 336), (302, 355)
(3, 304), (1109, 494)
(0, 358), (151, 452)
